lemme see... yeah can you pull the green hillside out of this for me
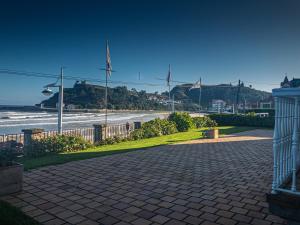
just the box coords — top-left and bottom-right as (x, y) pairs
(171, 83), (271, 108)
(41, 81), (272, 110)
(41, 81), (166, 110)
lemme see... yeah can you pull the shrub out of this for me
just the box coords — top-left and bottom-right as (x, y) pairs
(142, 119), (163, 138)
(0, 148), (19, 167)
(95, 135), (129, 146)
(193, 116), (218, 128)
(25, 135), (92, 158)
(130, 118), (178, 139)
(0, 141), (23, 167)
(159, 119), (178, 135)
(168, 112), (194, 132)
(130, 129), (145, 140)
(208, 114), (274, 128)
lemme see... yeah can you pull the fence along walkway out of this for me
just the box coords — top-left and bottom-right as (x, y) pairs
(272, 88), (300, 195)
(0, 133), (24, 145)
(0, 123), (134, 146)
(104, 123), (131, 139)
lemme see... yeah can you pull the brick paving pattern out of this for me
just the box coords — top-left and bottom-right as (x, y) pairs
(1, 129), (287, 225)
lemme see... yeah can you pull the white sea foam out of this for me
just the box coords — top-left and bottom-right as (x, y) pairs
(0, 111), (165, 134)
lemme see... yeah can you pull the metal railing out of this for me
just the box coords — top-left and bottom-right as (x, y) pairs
(272, 88), (300, 195)
(0, 133), (24, 145)
(0, 123), (134, 147)
(38, 128), (95, 143)
(104, 123), (132, 139)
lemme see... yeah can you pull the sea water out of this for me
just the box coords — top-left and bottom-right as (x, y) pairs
(0, 111), (166, 134)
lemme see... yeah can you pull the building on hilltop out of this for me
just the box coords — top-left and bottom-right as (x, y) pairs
(281, 76), (300, 88)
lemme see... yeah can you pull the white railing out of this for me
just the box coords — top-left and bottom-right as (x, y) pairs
(39, 128), (95, 144)
(272, 88), (300, 195)
(0, 133), (24, 144)
(104, 123), (133, 139)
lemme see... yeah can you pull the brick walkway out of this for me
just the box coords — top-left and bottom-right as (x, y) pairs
(1, 129), (286, 225)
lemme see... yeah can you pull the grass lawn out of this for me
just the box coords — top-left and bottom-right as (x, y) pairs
(0, 200), (40, 225)
(19, 126), (255, 170)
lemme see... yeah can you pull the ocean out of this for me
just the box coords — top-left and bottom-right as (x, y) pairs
(0, 111), (167, 135)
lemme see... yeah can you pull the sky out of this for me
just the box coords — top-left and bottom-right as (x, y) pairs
(0, 0), (300, 105)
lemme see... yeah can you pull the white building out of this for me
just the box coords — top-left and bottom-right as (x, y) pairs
(211, 99), (226, 113)
(260, 101), (273, 109)
(66, 104), (77, 110)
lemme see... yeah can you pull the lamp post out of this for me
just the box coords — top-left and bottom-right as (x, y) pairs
(42, 67), (64, 134)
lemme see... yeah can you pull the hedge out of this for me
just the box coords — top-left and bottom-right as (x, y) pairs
(25, 135), (92, 158)
(208, 114), (274, 128)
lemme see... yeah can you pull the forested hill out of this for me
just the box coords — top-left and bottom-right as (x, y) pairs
(41, 81), (272, 110)
(41, 81), (166, 110)
(170, 83), (272, 107)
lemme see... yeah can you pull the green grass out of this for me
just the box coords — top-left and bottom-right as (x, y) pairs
(0, 200), (41, 225)
(19, 126), (255, 170)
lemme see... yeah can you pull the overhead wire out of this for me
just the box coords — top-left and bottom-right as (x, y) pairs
(0, 68), (279, 88)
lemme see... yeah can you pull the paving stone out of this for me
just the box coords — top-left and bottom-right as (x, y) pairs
(98, 216), (120, 225)
(232, 214), (253, 223)
(136, 210), (156, 219)
(216, 210), (235, 218)
(169, 211), (187, 220)
(142, 203), (160, 211)
(164, 219), (187, 225)
(56, 210), (76, 220)
(151, 215), (170, 224)
(202, 206), (218, 214)
(215, 203), (232, 211)
(200, 212), (220, 222)
(216, 217), (237, 225)
(34, 213), (55, 223)
(230, 207), (248, 215)
(251, 218), (272, 225)
(131, 218), (152, 225)
(65, 215), (86, 224)
(86, 211), (106, 220)
(76, 207), (95, 216)
(124, 206), (142, 214)
(171, 205), (188, 212)
(184, 215), (203, 225)
(43, 218), (66, 225)
(154, 207), (173, 216)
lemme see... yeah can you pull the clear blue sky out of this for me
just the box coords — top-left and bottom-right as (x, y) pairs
(0, 0), (300, 105)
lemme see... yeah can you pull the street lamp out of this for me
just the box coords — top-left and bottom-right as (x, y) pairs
(42, 67), (64, 134)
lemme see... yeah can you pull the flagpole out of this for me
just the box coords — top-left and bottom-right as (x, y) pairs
(168, 64), (171, 113)
(199, 77), (202, 115)
(104, 40), (110, 138)
(172, 94), (175, 112)
(105, 70), (108, 127)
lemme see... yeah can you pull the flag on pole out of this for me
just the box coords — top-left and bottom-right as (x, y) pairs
(106, 40), (112, 77)
(166, 64), (171, 86)
(189, 80), (201, 90)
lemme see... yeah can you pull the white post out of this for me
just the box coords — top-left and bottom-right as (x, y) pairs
(58, 67), (63, 135)
(279, 98), (284, 183)
(291, 97), (299, 191)
(168, 64), (171, 113)
(272, 97), (279, 193)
